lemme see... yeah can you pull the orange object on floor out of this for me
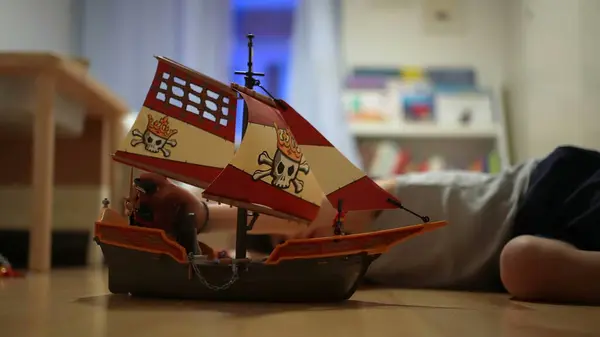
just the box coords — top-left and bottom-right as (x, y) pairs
(0, 255), (23, 278)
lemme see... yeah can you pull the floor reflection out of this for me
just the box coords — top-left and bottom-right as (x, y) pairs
(1, 268), (599, 337)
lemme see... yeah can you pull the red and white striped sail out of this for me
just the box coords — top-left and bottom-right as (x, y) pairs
(114, 56), (402, 222)
(202, 89), (324, 223)
(113, 57), (238, 189)
(275, 99), (402, 212)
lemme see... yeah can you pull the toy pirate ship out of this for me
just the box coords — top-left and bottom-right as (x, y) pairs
(94, 34), (447, 302)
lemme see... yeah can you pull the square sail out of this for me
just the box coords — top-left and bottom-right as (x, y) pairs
(202, 90), (324, 223)
(113, 57), (238, 189)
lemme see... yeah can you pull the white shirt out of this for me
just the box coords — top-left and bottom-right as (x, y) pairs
(366, 160), (538, 290)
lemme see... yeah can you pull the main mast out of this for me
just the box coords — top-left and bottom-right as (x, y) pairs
(233, 34), (264, 259)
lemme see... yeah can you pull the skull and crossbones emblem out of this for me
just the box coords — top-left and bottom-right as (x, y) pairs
(130, 114), (178, 157)
(252, 123), (310, 193)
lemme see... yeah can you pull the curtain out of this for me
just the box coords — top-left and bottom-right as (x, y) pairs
(76, 0), (231, 197)
(287, 0), (361, 167)
(77, 0), (232, 112)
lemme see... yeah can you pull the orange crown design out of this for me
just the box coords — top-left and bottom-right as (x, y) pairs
(274, 123), (302, 162)
(147, 114), (178, 139)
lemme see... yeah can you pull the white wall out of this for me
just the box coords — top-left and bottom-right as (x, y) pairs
(0, 0), (79, 54)
(341, 0), (508, 88)
(507, 0), (600, 161)
(505, 0), (584, 161)
(580, 0), (600, 148)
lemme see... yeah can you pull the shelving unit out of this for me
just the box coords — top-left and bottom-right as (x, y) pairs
(343, 73), (511, 176)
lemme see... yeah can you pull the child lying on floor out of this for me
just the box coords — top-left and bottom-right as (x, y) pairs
(134, 146), (600, 305)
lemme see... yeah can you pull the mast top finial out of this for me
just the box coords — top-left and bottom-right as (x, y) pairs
(235, 33), (264, 89)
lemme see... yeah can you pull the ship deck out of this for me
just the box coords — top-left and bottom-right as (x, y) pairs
(2, 268), (598, 337)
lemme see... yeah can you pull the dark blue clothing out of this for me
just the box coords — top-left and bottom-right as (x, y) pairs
(513, 146), (600, 251)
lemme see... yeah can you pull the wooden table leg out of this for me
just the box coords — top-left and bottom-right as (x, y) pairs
(28, 72), (55, 272)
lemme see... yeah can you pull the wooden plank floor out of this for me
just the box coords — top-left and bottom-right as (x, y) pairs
(1, 268), (599, 337)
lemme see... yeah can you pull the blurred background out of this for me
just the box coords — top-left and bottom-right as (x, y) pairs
(0, 0), (598, 269)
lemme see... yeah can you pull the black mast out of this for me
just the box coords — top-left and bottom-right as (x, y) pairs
(233, 34), (264, 259)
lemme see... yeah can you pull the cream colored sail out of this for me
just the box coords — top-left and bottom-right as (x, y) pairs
(202, 91), (324, 223)
(113, 56), (238, 188)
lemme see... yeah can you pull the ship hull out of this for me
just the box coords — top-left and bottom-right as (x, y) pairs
(98, 241), (378, 302)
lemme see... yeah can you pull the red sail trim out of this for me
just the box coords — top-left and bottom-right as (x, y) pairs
(275, 99), (403, 211)
(113, 151), (222, 189)
(327, 176), (401, 211)
(276, 99), (332, 147)
(202, 165), (320, 223)
(143, 57), (238, 142)
(238, 92), (287, 127)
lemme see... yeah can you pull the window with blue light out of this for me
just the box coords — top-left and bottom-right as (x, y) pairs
(230, 0), (296, 144)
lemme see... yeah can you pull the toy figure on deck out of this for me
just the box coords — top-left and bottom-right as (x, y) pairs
(124, 172), (218, 259)
(332, 210), (348, 236)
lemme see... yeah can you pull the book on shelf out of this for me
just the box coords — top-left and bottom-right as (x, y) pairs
(343, 66), (498, 131)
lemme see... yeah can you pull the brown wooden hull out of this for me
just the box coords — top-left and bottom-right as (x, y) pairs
(94, 209), (447, 302)
(97, 241), (377, 302)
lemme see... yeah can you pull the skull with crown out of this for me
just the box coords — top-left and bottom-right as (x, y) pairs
(252, 123), (310, 193)
(130, 114), (178, 157)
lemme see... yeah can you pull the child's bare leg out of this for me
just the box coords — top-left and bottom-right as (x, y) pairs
(500, 235), (600, 304)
